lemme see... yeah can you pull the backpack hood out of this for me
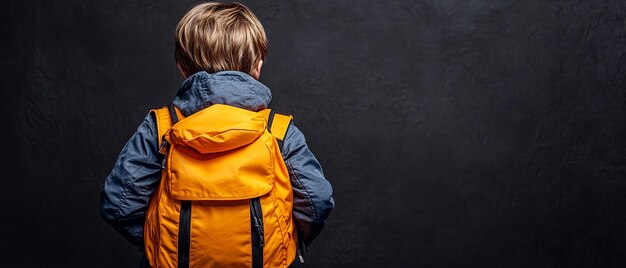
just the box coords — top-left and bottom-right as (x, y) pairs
(165, 104), (267, 154)
(172, 71), (272, 117)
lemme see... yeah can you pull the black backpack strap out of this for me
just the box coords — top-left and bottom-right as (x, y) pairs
(153, 104), (182, 155)
(267, 110), (276, 133)
(262, 109), (293, 153)
(168, 104), (179, 124)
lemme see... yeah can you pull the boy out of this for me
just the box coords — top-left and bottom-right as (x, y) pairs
(100, 2), (334, 267)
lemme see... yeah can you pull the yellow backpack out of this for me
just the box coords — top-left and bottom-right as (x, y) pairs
(144, 104), (297, 268)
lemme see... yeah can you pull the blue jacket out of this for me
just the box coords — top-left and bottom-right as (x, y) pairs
(100, 71), (334, 248)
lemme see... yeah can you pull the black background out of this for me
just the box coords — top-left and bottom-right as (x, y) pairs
(3, 0), (626, 267)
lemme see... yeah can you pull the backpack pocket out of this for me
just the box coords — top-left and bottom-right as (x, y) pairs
(166, 132), (275, 200)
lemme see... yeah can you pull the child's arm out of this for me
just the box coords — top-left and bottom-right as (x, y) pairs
(282, 124), (335, 246)
(100, 114), (162, 247)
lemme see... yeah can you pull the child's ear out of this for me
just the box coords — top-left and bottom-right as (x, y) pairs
(251, 60), (263, 80)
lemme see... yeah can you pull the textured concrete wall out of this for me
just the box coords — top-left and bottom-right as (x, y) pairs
(2, 0), (626, 267)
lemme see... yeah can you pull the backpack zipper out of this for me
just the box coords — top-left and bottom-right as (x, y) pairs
(250, 197), (264, 268)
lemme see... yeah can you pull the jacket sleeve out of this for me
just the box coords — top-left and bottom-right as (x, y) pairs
(100, 113), (162, 247)
(281, 124), (335, 246)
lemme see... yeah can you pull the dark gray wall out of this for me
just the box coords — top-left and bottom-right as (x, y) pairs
(3, 0), (626, 267)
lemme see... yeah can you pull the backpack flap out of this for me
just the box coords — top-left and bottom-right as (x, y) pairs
(164, 104), (275, 201)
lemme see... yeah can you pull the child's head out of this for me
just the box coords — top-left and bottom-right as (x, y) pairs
(175, 2), (267, 79)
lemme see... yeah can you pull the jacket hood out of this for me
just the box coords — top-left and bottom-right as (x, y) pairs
(172, 71), (272, 117)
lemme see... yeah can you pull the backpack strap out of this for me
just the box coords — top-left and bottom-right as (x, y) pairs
(260, 109), (293, 150)
(150, 104), (184, 152)
(270, 112), (293, 141)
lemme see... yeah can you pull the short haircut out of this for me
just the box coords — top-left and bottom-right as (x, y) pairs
(175, 2), (268, 76)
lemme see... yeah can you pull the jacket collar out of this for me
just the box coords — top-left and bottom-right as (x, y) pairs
(172, 71), (272, 117)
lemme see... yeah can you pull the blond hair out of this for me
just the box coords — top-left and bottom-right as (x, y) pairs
(175, 2), (267, 76)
